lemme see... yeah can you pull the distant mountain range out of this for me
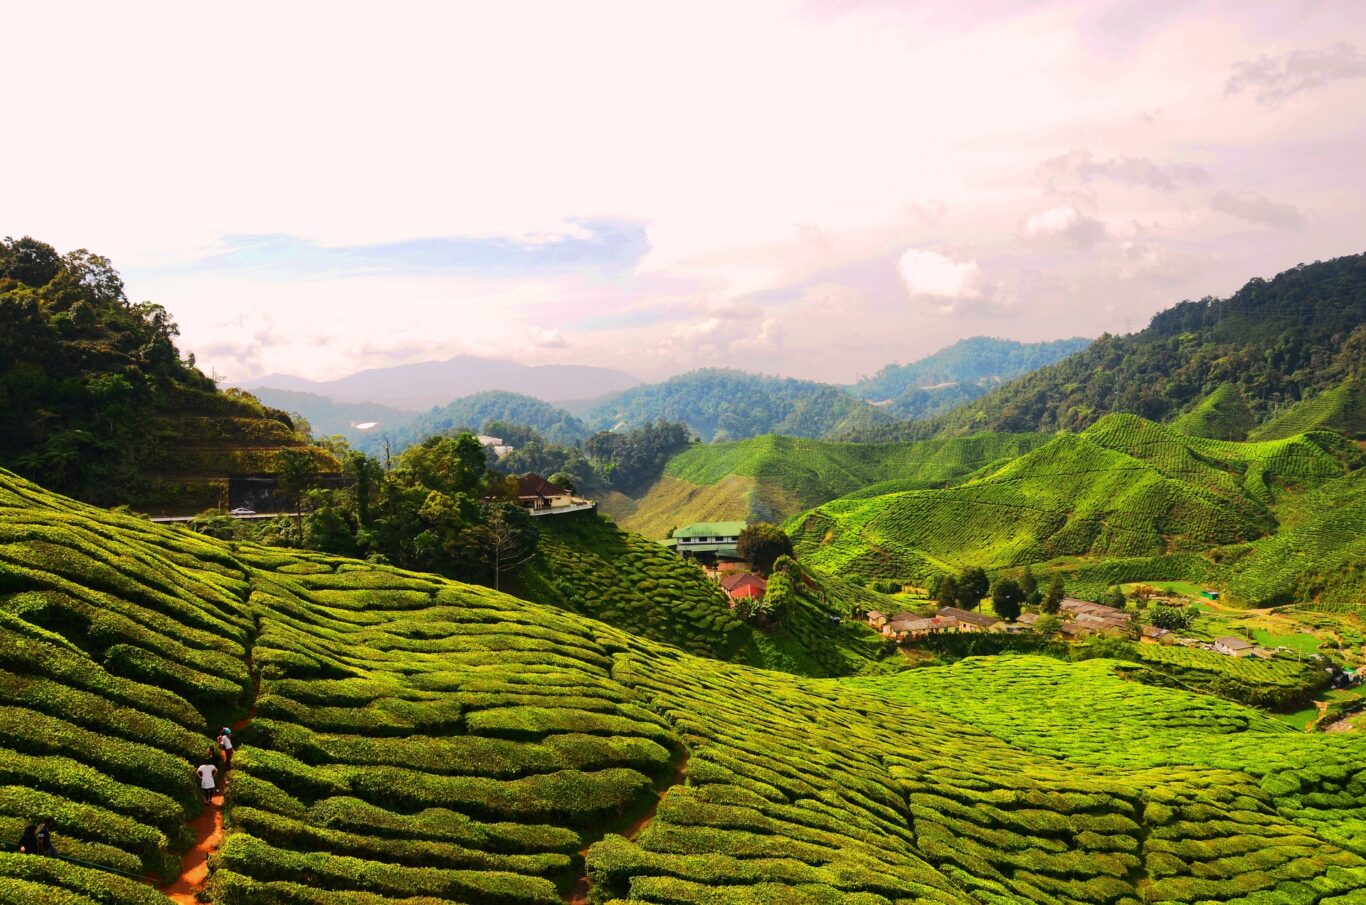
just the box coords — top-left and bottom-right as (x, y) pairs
(238, 355), (642, 410)
(244, 337), (1089, 446)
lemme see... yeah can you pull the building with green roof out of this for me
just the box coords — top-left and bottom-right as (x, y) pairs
(673, 521), (747, 560)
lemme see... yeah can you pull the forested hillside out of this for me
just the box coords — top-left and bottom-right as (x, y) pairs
(791, 413), (1366, 606)
(363, 390), (590, 451)
(3, 469), (1366, 904)
(851, 336), (1090, 419)
(857, 254), (1366, 441)
(0, 237), (336, 512)
(586, 369), (895, 441)
(246, 388), (415, 443)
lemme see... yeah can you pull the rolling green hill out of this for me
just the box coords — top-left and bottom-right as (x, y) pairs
(3, 469), (1366, 903)
(1250, 377), (1366, 441)
(790, 414), (1365, 606)
(603, 432), (1046, 539)
(855, 253), (1366, 442)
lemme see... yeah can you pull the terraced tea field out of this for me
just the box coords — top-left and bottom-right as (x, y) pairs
(607, 432), (1045, 538)
(788, 414), (1364, 605)
(3, 468), (1366, 904)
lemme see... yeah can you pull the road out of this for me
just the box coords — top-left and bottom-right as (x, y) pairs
(149, 513), (300, 524)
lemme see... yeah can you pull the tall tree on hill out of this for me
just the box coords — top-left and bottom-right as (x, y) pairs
(473, 503), (538, 592)
(991, 578), (1025, 621)
(737, 523), (795, 575)
(1020, 565), (1039, 605)
(1042, 574), (1066, 614)
(956, 567), (990, 610)
(343, 450), (384, 528)
(936, 575), (959, 607)
(275, 449), (320, 541)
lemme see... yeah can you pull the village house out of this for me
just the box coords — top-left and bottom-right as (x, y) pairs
(720, 572), (767, 604)
(937, 607), (1006, 633)
(1059, 621), (1089, 640)
(1214, 636), (1256, 658)
(515, 474), (576, 512)
(673, 521), (747, 564)
(1141, 625), (1173, 644)
(883, 616), (959, 641)
(866, 610), (889, 629)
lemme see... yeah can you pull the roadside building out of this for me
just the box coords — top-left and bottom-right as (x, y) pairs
(1213, 636), (1255, 658)
(516, 474), (574, 511)
(673, 521), (748, 564)
(720, 572), (767, 603)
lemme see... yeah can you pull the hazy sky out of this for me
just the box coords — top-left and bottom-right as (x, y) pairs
(6, 1), (1365, 384)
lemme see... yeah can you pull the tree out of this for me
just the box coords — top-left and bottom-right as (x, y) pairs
(1149, 604), (1195, 631)
(473, 504), (538, 591)
(1042, 573), (1066, 614)
(736, 523), (794, 575)
(1020, 565), (1040, 605)
(1101, 585), (1126, 607)
(936, 575), (959, 607)
(343, 451), (384, 528)
(1035, 614), (1062, 635)
(547, 471), (577, 495)
(991, 578), (1025, 621)
(956, 567), (990, 610)
(274, 449), (320, 542)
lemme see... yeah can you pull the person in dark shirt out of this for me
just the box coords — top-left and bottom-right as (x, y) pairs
(35, 818), (56, 856)
(17, 823), (37, 854)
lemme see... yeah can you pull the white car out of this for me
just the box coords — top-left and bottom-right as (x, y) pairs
(230, 507), (256, 516)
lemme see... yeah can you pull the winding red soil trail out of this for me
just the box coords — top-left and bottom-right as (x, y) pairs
(563, 749), (690, 905)
(162, 660), (257, 904)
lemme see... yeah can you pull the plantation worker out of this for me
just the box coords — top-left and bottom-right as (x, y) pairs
(195, 760), (219, 804)
(35, 818), (57, 856)
(205, 745), (224, 791)
(217, 728), (234, 769)
(16, 822), (37, 854)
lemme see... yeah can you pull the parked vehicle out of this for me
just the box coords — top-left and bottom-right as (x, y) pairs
(230, 507), (256, 516)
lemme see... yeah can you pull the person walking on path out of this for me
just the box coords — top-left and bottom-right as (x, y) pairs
(35, 818), (57, 856)
(195, 760), (219, 804)
(217, 728), (234, 769)
(17, 823), (37, 854)
(205, 745), (224, 792)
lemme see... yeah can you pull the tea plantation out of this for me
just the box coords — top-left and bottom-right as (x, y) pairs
(609, 433), (1046, 538)
(3, 468), (1366, 904)
(788, 414), (1364, 604)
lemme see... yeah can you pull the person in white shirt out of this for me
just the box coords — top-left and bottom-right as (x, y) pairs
(217, 729), (234, 769)
(195, 761), (219, 803)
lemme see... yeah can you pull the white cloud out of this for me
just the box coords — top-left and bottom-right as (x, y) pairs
(1226, 42), (1366, 106)
(1210, 191), (1305, 229)
(897, 249), (988, 309)
(1024, 206), (1108, 247)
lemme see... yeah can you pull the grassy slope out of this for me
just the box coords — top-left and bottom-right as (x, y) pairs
(1250, 377), (1366, 441)
(614, 433), (1045, 539)
(1171, 383), (1256, 440)
(789, 414), (1364, 605)
(4, 470), (1366, 904)
(516, 510), (893, 677)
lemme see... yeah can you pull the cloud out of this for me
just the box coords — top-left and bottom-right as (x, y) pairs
(1023, 206), (1108, 247)
(531, 327), (568, 348)
(897, 249), (993, 312)
(1039, 150), (1211, 192)
(1226, 42), (1366, 106)
(1210, 191), (1305, 229)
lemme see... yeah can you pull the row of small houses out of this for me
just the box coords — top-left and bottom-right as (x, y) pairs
(866, 597), (1276, 658)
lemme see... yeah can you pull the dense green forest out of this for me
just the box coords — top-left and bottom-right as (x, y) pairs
(0, 237), (336, 510)
(358, 390), (591, 451)
(851, 336), (1090, 418)
(853, 254), (1366, 441)
(585, 369), (895, 441)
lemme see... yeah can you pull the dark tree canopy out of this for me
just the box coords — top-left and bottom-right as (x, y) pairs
(991, 578), (1025, 621)
(737, 523), (795, 575)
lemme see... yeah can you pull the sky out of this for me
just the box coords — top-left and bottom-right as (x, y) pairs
(5, 1), (1365, 385)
